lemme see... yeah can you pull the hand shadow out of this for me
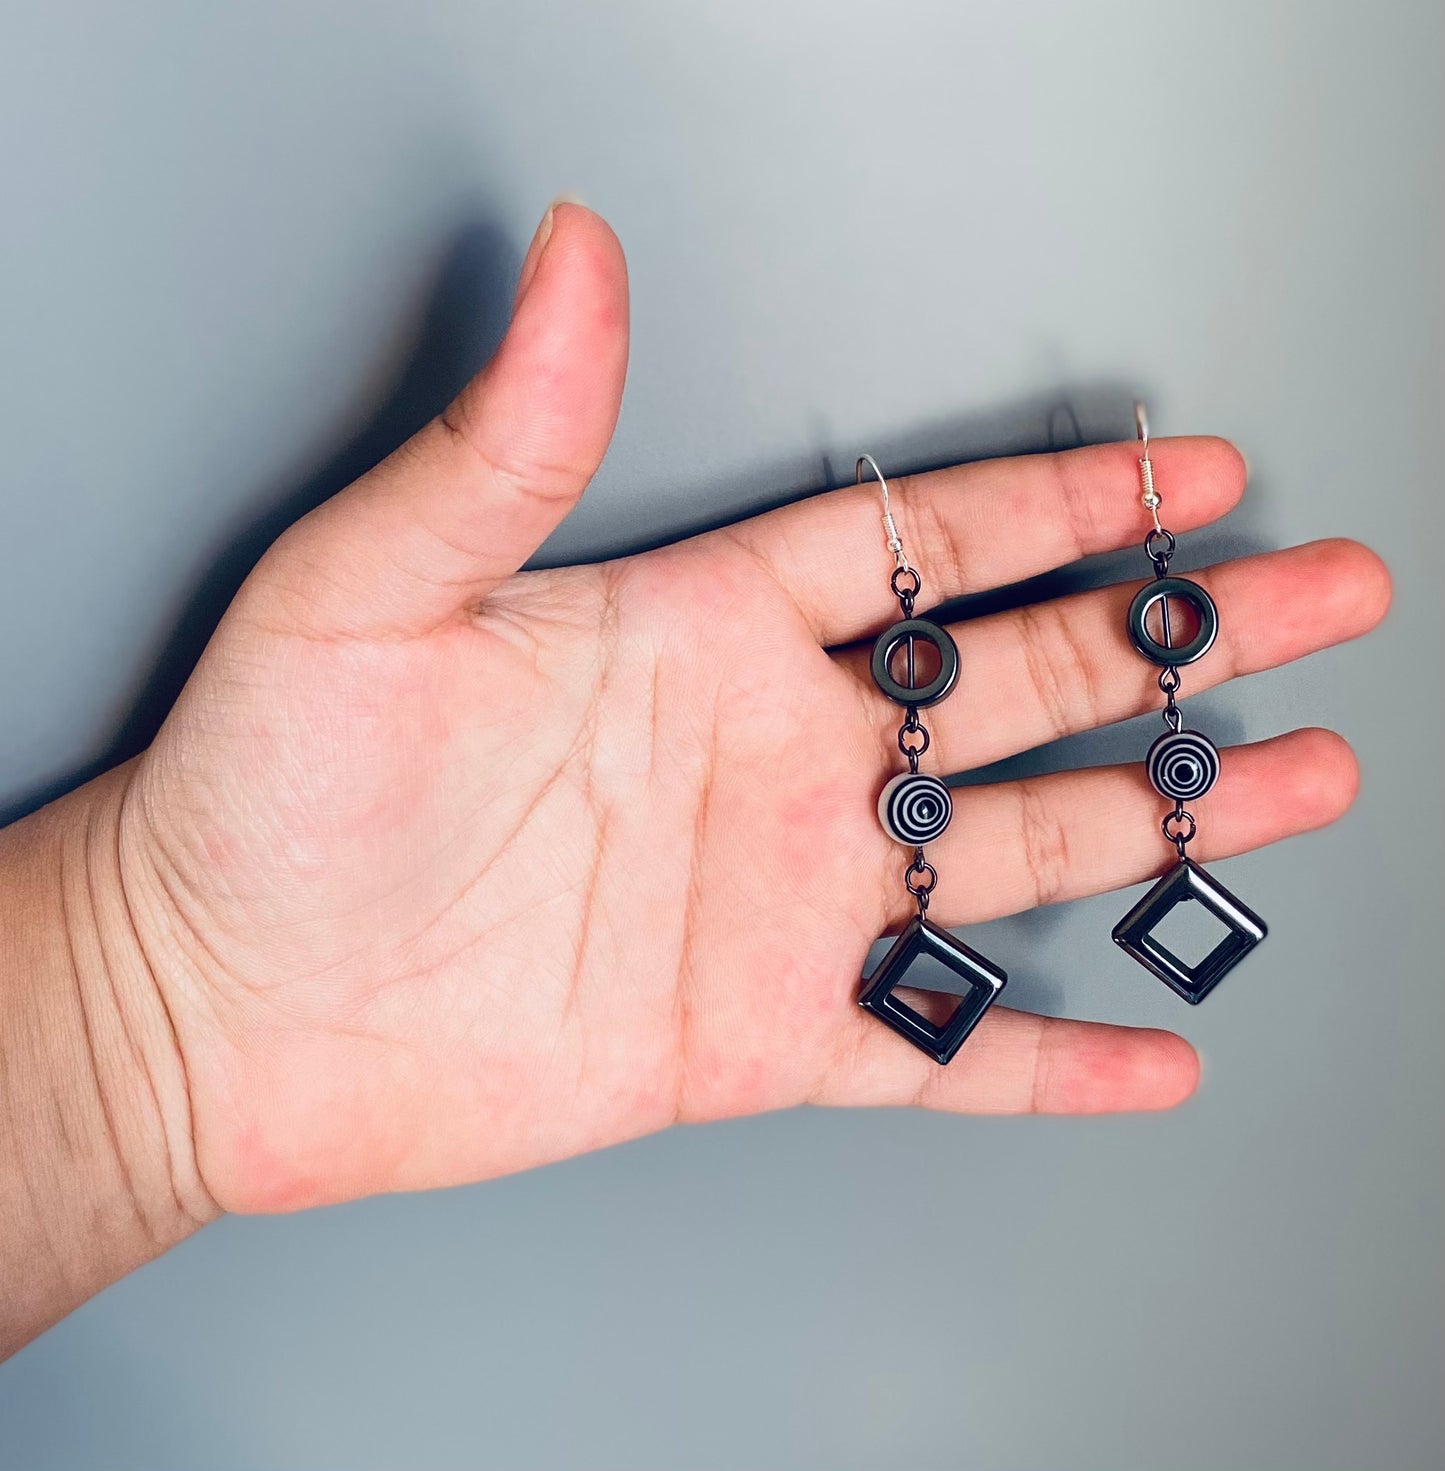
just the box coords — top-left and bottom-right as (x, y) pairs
(1, 220), (518, 826)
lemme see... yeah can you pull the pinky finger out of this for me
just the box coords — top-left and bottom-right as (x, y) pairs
(815, 727), (1360, 1116)
(811, 1008), (1200, 1115)
(891, 727), (1361, 931)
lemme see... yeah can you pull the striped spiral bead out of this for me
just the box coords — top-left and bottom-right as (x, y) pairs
(877, 772), (953, 846)
(1145, 729), (1220, 802)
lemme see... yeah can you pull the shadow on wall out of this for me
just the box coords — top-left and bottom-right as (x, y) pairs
(1, 219), (517, 825)
(1, 217), (1273, 826)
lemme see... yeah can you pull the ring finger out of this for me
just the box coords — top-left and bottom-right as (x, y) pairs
(878, 726), (1358, 931)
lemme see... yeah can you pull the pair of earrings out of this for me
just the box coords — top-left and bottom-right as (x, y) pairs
(858, 406), (1267, 1065)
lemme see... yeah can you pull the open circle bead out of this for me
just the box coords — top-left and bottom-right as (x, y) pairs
(878, 772), (952, 845)
(1146, 729), (1220, 801)
(1127, 576), (1219, 667)
(870, 618), (959, 707)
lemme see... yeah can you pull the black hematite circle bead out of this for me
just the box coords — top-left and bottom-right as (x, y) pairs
(1127, 576), (1219, 666)
(1146, 728), (1221, 801)
(870, 618), (959, 707)
(878, 772), (953, 845)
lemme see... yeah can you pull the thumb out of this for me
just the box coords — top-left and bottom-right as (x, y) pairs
(262, 201), (629, 638)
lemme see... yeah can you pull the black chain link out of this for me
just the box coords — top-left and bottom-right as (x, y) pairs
(1146, 527), (1194, 854)
(1159, 666), (1184, 733)
(1145, 527), (1176, 578)
(890, 571), (938, 917)
(898, 708), (929, 771)
(905, 851), (938, 915)
(890, 566), (919, 619)
(1162, 804), (1196, 858)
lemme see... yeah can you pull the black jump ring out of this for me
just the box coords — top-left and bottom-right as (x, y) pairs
(905, 858), (938, 895)
(898, 722), (931, 758)
(1145, 528), (1176, 566)
(890, 566), (921, 601)
(1161, 809), (1197, 845)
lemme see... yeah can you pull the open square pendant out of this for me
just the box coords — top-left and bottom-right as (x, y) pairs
(859, 916), (1008, 1064)
(1112, 858), (1266, 1004)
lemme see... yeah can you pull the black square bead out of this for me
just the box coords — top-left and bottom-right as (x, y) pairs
(859, 916), (1008, 1064)
(1112, 858), (1267, 1004)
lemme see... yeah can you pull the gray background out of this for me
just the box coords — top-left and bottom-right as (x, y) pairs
(1, 2), (1440, 1468)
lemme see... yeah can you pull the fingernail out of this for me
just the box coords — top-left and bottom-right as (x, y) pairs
(515, 194), (586, 305)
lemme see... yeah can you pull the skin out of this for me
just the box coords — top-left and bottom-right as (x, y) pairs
(0, 203), (1392, 1356)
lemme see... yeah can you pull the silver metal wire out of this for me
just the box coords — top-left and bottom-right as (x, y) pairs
(857, 453), (912, 573)
(1135, 399), (1164, 535)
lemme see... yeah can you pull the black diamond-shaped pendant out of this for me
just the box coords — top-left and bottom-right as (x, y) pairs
(859, 916), (1008, 1064)
(1112, 858), (1267, 1004)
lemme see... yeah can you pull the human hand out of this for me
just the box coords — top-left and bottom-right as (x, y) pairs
(82, 202), (1388, 1215)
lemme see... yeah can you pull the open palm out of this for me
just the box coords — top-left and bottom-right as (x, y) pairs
(117, 204), (1389, 1213)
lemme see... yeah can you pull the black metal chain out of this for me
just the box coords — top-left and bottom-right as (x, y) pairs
(1146, 527), (1176, 579)
(1148, 528), (1195, 857)
(898, 709), (928, 772)
(890, 565), (919, 616)
(905, 853), (937, 913)
(1159, 666), (1183, 732)
(1162, 805), (1196, 858)
(889, 566), (936, 918)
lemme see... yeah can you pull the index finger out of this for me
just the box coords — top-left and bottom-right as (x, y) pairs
(705, 435), (1247, 645)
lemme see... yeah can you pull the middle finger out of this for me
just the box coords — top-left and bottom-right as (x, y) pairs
(836, 537), (1389, 773)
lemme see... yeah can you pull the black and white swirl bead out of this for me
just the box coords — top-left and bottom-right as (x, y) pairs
(1145, 729), (1220, 801)
(877, 772), (953, 845)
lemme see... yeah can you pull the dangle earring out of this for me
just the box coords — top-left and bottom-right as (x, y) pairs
(1112, 405), (1267, 1002)
(855, 455), (1007, 1063)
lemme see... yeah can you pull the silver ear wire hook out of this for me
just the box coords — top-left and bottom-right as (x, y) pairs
(857, 453), (912, 574)
(1135, 399), (1163, 535)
